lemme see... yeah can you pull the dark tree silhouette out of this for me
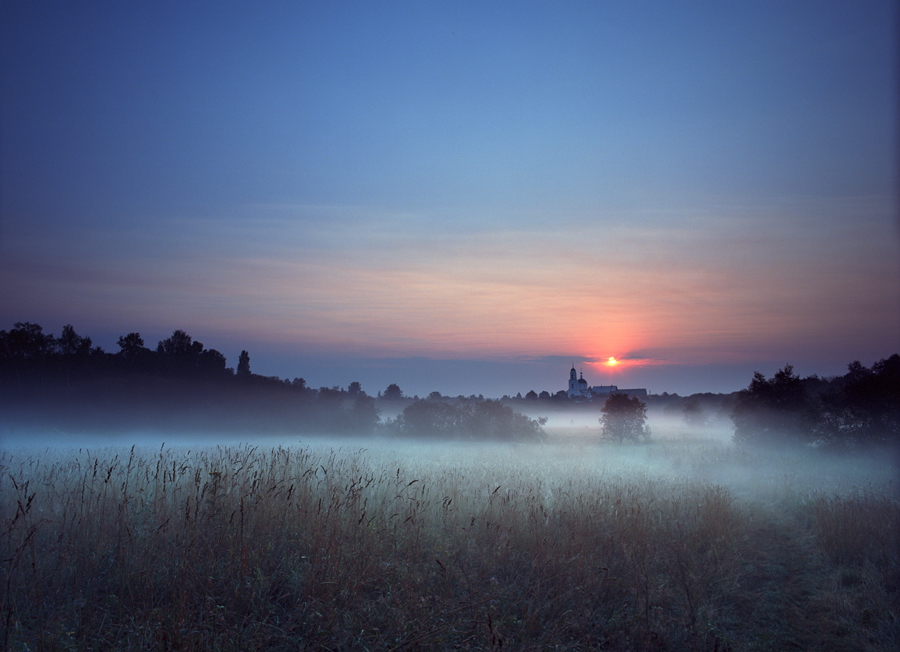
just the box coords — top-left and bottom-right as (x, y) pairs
(731, 365), (817, 446)
(56, 324), (92, 357)
(54, 324), (96, 383)
(349, 394), (379, 430)
(117, 332), (147, 359)
(2, 322), (53, 361)
(154, 330), (228, 379)
(157, 330), (200, 357)
(382, 383), (404, 400)
(600, 393), (650, 442)
(237, 350), (251, 377)
(0, 322), (55, 386)
(317, 386), (344, 407)
(199, 348), (228, 376)
(818, 355), (900, 448)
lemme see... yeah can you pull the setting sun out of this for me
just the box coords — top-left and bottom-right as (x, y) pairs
(606, 357), (618, 366)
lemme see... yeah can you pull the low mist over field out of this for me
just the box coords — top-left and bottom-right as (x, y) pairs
(3, 435), (897, 650)
(2, 428), (895, 499)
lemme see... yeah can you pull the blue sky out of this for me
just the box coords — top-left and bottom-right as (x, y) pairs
(1, 1), (897, 397)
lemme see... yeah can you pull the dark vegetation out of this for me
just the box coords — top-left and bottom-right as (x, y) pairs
(392, 398), (546, 442)
(0, 323), (378, 436)
(2, 322), (897, 450)
(599, 392), (651, 442)
(731, 358), (899, 449)
(509, 356), (898, 451)
(0, 322), (545, 442)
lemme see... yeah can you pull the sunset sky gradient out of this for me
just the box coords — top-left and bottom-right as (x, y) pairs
(2, 1), (898, 397)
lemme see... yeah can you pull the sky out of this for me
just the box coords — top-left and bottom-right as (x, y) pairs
(1, 1), (898, 398)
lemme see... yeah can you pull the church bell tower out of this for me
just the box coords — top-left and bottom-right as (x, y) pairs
(568, 366), (579, 397)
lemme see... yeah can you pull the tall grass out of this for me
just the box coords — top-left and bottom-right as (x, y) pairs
(1, 440), (897, 650)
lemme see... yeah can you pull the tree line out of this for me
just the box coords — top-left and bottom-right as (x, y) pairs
(0, 322), (546, 441)
(594, 356), (898, 449)
(3, 322), (892, 447)
(731, 357), (899, 449)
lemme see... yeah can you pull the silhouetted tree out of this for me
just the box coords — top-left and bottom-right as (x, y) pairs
(525, 390), (538, 400)
(199, 348), (229, 376)
(349, 394), (380, 432)
(600, 393), (650, 442)
(383, 383), (403, 400)
(818, 355), (900, 448)
(117, 332), (148, 359)
(318, 386), (344, 406)
(237, 350), (251, 377)
(157, 330), (200, 357)
(155, 330), (228, 379)
(461, 399), (546, 442)
(54, 324), (96, 383)
(731, 365), (817, 446)
(683, 397), (707, 428)
(347, 381), (363, 397)
(2, 322), (53, 361)
(55, 324), (92, 357)
(0, 322), (55, 386)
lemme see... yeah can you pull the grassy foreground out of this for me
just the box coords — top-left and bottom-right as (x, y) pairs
(1, 439), (898, 651)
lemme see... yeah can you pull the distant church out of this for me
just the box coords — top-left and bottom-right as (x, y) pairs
(567, 367), (591, 398)
(566, 366), (647, 400)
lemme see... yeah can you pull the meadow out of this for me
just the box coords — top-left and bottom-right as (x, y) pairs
(2, 431), (897, 651)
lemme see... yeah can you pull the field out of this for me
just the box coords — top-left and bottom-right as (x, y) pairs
(2, 431), (898, 651)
